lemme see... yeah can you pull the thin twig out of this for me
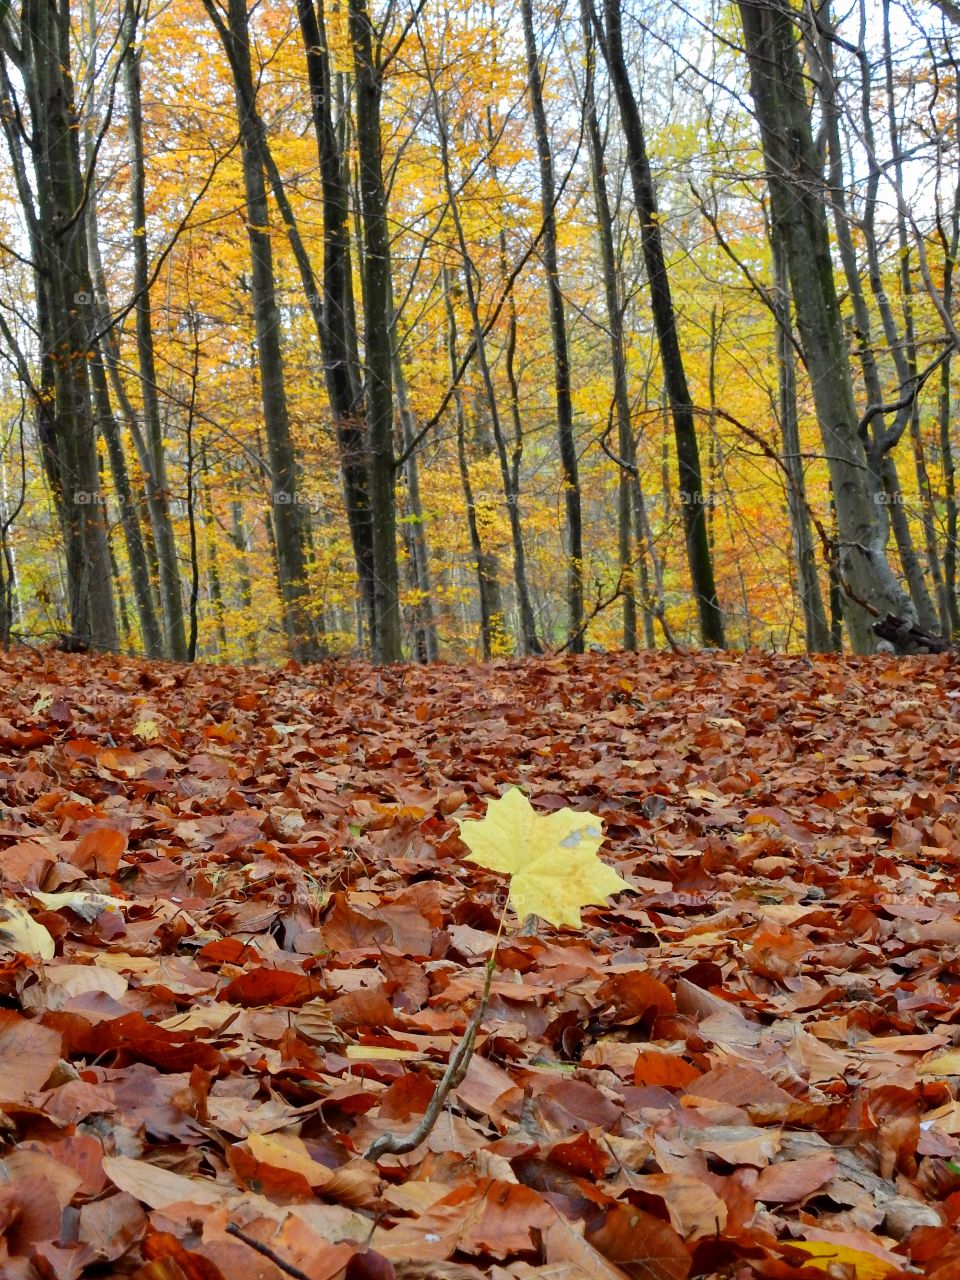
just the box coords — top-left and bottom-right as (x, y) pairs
(224, 1223), (312, 1280)
(364, 906), (507, 1162)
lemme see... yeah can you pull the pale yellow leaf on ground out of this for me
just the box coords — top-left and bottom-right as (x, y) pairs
(918, 1050), (960, 1076)
(45, 964), (128, 999)
(132, 715), (160, 740)
(345, 1044), (426, 1061)
(32, 889), (125, 922)
(0, 897), (54, 959)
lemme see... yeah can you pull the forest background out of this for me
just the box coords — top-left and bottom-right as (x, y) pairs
(0, 0), (956, 665)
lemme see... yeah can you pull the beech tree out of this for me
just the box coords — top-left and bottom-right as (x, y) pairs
(738, 0), (915, 652)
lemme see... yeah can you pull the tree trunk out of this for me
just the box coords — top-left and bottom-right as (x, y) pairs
(200, 442), (228, 655)
(122, 0), (188, 660)
(445, 269), (504, 659)
(89, 340), (163, 656)
(10, 0), (118, 650)
(581, 0), (639, 649)
(737, 0), (913, 652)
(595, 0), (724, 647)
(770, 221), (833, 652)
(389, 275), (438, 661)
(203, 0), (319, 662)
(78, 2), (161, 657)
(521, 0), (585, 650)
(349, 0), (402, 663)
(880, 0), (948, 632)
(296, 0), (376, 642)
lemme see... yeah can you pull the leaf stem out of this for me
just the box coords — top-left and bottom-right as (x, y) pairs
(363, 897), (509, 1162)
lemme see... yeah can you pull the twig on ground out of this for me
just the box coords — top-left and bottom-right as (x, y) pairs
(364, 946), (499, 1162)
(224, 1223), (312, 1279)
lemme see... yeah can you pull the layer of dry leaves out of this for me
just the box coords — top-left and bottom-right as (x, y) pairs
(0, 646), (959, 1279)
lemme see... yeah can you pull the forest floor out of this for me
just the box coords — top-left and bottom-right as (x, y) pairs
(0, 646), (959, 1278)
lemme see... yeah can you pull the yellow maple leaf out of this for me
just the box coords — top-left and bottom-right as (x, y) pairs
(132, 715), (160, 741)
(457, 788), (630, 928)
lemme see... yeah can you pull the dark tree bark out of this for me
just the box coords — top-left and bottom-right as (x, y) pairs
(444, 268), (504, 659)
(79, 2), (162, 657)
(593, 0), (725, 648)
(297, 0), (376, 642)
(202, 0), (319, 661)
(521, 0), (585, 651)
(122, 0), (188, 659)
(737, 0), (913, 652)
(1, 0), (118, 650)
(349, 0), (402, 663)
(388, 272), (438, 662)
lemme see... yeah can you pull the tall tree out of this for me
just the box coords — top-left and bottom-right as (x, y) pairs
(738, 0), (914, 651)
(297, 0), (377, 642)
(521, 0), (585, 651)
(591, 0), (725, 648)
(0, 0), (118, 650)
(202, 0), (319, 661)
(121, 0), (189, 659)
(444, 267), (505, 659)
(349, 0), (402, 662)
(580, 0), (644, 648)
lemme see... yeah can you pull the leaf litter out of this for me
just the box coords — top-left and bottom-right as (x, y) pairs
(0, 647), (957, 1276)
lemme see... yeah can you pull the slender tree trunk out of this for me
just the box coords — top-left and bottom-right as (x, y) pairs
(9, 0), (117, 650)
(200, 443), (228, 654)
(79, 0), (162, 657)
(389, 276), (438, 661)
(594, 0), (725, 647)
(938, 69), (960, 635)
(521, 0), (584, 650)
(296, 0), (376, 641)
(880, 0), (948, 632)
(230, 497), (256, 661)
(940, 317), (960, 635)
(738, 0), (913, 652)
(349, 0), (402, 662)
(770, 226), (832, 652)
(444, 269), (504, 659)
(89, 341), (164, 656)
(183, 309), (202, 661)
(501, 249), (539, 645)
(83, 174), (164, 599)
(581, 0), (639, 648)
(122, 0), (187, 660)
(202, 0), (318, 661)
